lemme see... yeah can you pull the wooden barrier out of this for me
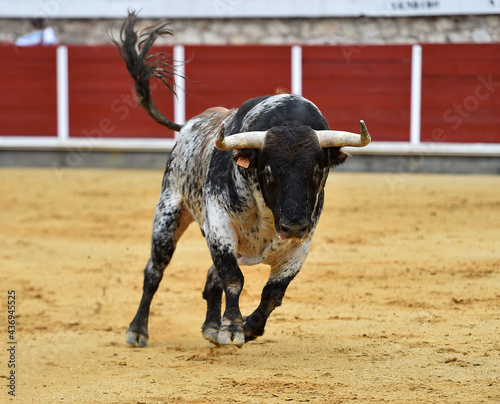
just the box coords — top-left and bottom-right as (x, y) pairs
(0, 46), (57, 136)
(68, 45), (176, 139)
(0, 43), (499, 152)
(303, 45), (412, 142)
(421, 44), (500, 144)
(184, 45), (291, 118)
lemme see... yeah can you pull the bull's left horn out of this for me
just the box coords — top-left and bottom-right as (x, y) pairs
(215, 123), (267, 151)
(316, 120), (371, 148)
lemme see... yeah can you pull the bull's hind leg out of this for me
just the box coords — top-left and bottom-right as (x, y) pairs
(126, 189), (193, 347)
(201, 264), (223, 343)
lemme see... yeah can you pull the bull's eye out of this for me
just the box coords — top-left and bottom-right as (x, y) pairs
(264, 166), (273, 184)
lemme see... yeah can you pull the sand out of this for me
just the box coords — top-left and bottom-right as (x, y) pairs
(1, 167), (499, 403)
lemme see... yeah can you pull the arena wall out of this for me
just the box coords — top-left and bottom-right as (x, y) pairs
(0, 8), (499, 172)
(1, 43), (499, 152)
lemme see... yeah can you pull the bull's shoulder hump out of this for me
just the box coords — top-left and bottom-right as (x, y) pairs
(180, 108), (236, 138)
(195, 106), (230, 118)
(248, 94), (320, 115)
(189, 107), (234, 126)
(241, 94), (324, 131)
(175, 108), (237, 159)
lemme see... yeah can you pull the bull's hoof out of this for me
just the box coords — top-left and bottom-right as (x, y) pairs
(243, 315), (266, 342)
(125, 329), (149, 347)
(217, 323), (245, 347)
(201, 323), (220, 344)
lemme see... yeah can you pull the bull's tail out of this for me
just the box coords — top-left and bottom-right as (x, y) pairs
(112, 11), (183, 131)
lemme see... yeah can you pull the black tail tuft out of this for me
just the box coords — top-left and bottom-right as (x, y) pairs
(111, 10), (183, 132)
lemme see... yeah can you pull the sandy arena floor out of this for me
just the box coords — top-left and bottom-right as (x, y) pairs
(1, 167), (499, 403)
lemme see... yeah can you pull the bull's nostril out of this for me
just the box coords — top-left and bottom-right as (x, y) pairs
(299, 223), (309, 237)
(279, 222), (309, 240)
(279, 224), (291, 240)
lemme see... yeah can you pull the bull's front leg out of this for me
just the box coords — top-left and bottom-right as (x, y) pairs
(204, 211), (245, 346)
(214, 251), (245, 346)
(244, 243), (310, 342)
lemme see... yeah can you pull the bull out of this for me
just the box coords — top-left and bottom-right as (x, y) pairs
(114, 12), (371, 347)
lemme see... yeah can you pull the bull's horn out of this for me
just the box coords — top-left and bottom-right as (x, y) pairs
(215, 123), (267, 151)
(316, 120), (371, 148)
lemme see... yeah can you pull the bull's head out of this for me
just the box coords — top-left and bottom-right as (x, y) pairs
(215, 122), (371, 241)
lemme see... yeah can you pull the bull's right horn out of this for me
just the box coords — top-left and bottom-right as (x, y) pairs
(215, 123), (267, 151)
(316, 120), (371, 148)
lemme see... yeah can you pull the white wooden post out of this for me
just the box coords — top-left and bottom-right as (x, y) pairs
(56, 45), (69, 142)
(173, 44), (186, 137)
(410, 44), (422, 146)
(291, 45), (302, 96)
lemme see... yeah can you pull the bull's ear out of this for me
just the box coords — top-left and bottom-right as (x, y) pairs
(326, 147), (349, 168)
(232, 149), (258, 169)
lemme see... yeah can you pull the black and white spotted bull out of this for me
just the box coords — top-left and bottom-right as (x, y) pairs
(114, 12), (371, 347)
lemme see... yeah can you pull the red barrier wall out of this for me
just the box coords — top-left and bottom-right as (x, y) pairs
(68, 46), (175, 139)
(0, 46), (57, 136)
(421, 44), (500, 143)
(184, 45), (292, 117)
(1, 43), (499, 145)
(303, 45), (412, 142)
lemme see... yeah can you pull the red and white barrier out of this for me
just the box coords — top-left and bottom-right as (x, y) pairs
(0, 43), (499, 155)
